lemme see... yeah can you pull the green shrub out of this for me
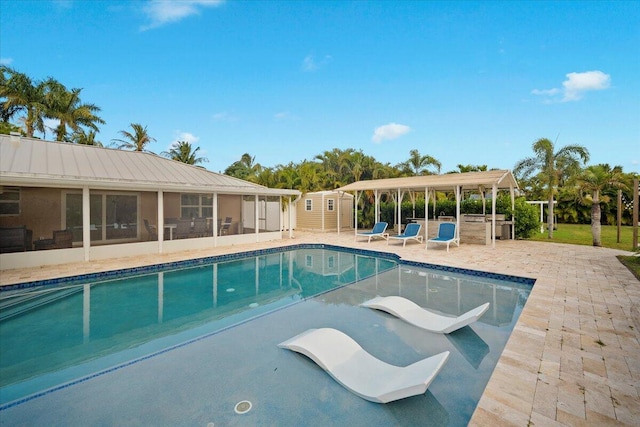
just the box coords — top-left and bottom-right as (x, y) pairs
(513, 197), (539, 238)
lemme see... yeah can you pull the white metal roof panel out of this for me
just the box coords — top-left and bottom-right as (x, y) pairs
(0, 135), (299, 196)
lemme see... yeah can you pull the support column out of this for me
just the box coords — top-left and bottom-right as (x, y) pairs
(510, 185), (516, 239)
(213, 192), (218, 244)
(424, 186), (429, 249)
(455, 185), (461, 242)
(157, 190), (164, 253)
(255, 194), (259, 241)
(492, 184), (498, 248)
(82, 186), (90, 261)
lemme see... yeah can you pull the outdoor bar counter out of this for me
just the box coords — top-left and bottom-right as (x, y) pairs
(407, 215), (512, 245)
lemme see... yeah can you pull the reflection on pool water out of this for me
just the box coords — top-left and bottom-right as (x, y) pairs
(0, 245), (533, 426)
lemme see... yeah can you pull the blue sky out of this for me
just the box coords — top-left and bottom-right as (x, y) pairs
(1, 0), (639, 174)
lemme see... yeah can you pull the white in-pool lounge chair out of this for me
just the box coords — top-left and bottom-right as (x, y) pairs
(278, 328), (449, 403)
(356, 221), (388, 242)
(361, 296), (490, 334)
(387, 222), (423, 247)
(427, 222), (459, 252)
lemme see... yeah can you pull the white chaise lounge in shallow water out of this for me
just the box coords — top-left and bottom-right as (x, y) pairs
(278, 328), (449, 403)
(361, 296), (490, 334)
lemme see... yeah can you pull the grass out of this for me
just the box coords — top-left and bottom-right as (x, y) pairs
(526, 224), (637, 252)
(618, 255), (640, 281)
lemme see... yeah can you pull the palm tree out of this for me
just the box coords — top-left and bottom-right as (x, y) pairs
(224, 153), (261, 180)
(447, 164), (488, 174)
(0, 67), (47, 137)
(162, 140), (208, 165)
(45, 81), (104, 141)
(514, 138), (590, 238)
(70, 129), (103, 146)
(398, 149), (441, 176)
(576, 164), (627, 246)
(112, 123), (156, 151)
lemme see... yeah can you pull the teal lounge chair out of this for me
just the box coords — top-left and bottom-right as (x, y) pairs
(388, 223), (423, 247)
(427, 222), (459, 252)
(356, 221), (388, 243)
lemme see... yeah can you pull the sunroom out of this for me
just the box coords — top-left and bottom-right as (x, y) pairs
(0, 135), (300, 270)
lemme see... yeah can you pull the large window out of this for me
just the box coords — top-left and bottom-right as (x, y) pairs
(181, 194), (213, 219)
(0, 187), (20, 216)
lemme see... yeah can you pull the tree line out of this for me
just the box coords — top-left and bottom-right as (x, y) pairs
(1, 68), (637, 245)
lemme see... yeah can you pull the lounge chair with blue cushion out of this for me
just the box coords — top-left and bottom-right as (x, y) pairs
(362, 296), (490, 334)
(278, 328), (449, 403)
(387, 222), (423, 247)
(427, 222), (459, 252)
(356, 221), (388, 243)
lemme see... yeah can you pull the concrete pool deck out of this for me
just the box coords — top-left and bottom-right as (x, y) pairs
(1, 232), (639, 426)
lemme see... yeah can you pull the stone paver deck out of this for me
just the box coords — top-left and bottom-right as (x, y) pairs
(1, 232), (638, 426)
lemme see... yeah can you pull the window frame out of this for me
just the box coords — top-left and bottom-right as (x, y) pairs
(0, 187), (20, 216)
(305, 199), (312, 212)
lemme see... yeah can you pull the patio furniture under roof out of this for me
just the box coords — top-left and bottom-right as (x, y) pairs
(336, 170), (519, 248)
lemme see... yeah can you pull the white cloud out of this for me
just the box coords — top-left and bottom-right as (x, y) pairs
(0, 57), (13, 65)
(371, 123), (411, 143)
(274, 111), (292, 120)
(212, 111), (238, 122)
(141, 0), (223, 31)
(172, 131), (199, 145)
(301, 54), (332, 72)
(531, 70), (611, 103)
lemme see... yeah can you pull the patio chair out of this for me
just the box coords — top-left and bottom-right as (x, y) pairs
(219, 217), (232, 236)
(387, 223), (423, 247)
(427, 222), (459, 252)
(33, 229), (73, 251)
(143, 219), (157, 240)
(355, 221), (388, 243)
(174, 219), (191, 239)
(361, 296), (490, 334)
(190, 217), (207, 238)
(278, 328), (449, 403)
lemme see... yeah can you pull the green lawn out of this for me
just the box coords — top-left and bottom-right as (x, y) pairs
(526, 223), (637, 252)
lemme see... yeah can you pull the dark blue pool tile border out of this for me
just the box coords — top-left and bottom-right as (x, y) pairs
(0, 243), (534, 293)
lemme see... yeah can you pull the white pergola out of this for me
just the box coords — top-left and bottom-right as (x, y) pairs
(335, 170), (519, 248)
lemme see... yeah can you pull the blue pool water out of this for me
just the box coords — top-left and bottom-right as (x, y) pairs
(0, 244), (534, 426)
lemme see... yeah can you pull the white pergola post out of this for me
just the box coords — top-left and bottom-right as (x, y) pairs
(374, 190), (379, 223)
(397, 188), (402, 233)
(354, 191), (360, 235)
(510, 185), (516, 239)
(424, 186), (429, 249)
(213, 192), (218, 244)
(492, 183), (498, 248)
(455, 185), (461, 241)
(288, 196), (293, 239)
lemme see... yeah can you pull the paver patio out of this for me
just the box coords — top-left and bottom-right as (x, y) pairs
(1, 232), (638, 426)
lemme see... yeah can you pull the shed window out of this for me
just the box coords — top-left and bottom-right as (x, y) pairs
(0, 187), (20, 216)
(327, 198), (334, 211)
(305, 199), (312, 211)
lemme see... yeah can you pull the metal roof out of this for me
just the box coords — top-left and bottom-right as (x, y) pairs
(0, 135), (299, 196)
(336, 169), (519, 193)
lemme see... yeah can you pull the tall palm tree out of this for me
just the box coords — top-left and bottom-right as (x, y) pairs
(0, 67), (47, 137)
(399, 149), (441, 176)
(112, 123), (156, 151)
(162, 140), (208, 165)
(45, 81), (105, 141)
(514, 137), (590, 238)
(576, 164), (627, 246)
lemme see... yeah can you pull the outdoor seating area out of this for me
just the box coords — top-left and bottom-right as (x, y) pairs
(33, 230), (73, 251)
(0, 226), (33, 253)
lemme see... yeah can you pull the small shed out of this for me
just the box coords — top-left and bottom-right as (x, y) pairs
(296, 191), (353, 232)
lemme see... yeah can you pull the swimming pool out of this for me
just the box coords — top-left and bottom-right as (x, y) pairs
(0, 244), (534, 425)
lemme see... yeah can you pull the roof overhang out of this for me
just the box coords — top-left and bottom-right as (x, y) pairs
(336, 170), (518, 193)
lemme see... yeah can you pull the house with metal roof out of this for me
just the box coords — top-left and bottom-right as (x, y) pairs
(0, 134), (300, 270)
